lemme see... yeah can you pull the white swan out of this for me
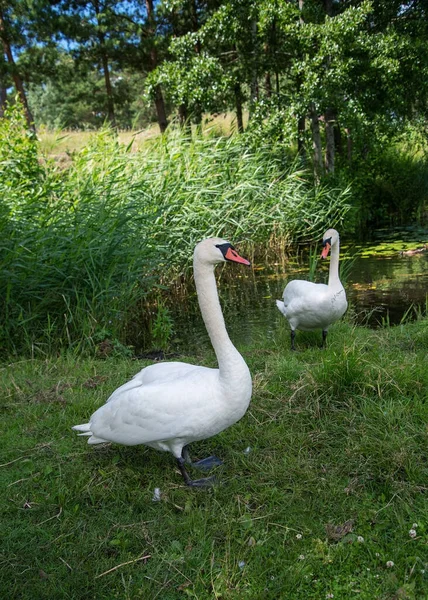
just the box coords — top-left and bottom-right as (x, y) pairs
(73, 238), (252, 486)
(276, 228), (347, 350)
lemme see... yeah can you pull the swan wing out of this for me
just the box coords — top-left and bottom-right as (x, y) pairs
(283, 280), (328, 304)
(89, 366), (224, 446)
(106, 362), (201, 403)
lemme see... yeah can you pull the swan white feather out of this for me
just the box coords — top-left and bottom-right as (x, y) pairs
(72, 238), (252, 479)
(276, 228), (347, 348)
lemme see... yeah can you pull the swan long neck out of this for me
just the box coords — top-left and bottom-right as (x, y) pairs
(328, 238), (342, 288)
(193, 258), (245, 378)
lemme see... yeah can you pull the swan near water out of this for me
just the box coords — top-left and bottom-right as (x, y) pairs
(276, 229), (348, 350)
(73, 238), (252, 487)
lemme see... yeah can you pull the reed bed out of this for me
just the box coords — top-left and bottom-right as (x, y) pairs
(0, 105), (352, 356)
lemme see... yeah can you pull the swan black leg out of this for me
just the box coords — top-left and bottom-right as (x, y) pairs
(176, 457), (217, 487)
(322, 329), (328, 348)
(291, 330), (296, 351)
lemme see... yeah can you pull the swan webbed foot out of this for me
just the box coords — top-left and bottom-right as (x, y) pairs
(176, 457), (218, 487)
(192, 455), (223, 471)
(186, 475), (217, 487)
(181, 446), (223, 471)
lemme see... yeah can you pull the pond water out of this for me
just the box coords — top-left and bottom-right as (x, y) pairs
(169, 228), (428, 352)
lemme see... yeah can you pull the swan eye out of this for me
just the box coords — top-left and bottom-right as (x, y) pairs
(215, 242), (231, 258)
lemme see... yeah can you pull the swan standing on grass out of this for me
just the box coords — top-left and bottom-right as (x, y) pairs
(276, 228), (347, 350)
(73, 238), (252, 487)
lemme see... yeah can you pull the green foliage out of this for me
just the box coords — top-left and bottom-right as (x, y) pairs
(28, 59), (152, 130)
(150, 299), (174, 352)
(138, 130), (353, 259)
(0, 115), (161, 357)
(0, 106), (352, 356)
(149, 52), (232, 117)
(307, 244), (319, 283)
(0, 102), (42, 194)
(348, 134), (428, 228)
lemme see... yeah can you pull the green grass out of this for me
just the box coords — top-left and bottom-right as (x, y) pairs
(1, 319), (427, 599)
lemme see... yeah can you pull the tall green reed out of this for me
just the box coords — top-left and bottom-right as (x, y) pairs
(0, 106), (353, 356)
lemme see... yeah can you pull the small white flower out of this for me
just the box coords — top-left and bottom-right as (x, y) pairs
(412, 523), (418, 529)
(298, 554), (305, 560)
(386, 561), (394, 568)
(238, 561), (245, 569)
(296, 533), (303, 540)
(409, 529), (417, 538)
(243, 446), (251, 455)
(326, 594), (334, 599)
(357, 536), (364, 543)
(421, 569), (425, 574)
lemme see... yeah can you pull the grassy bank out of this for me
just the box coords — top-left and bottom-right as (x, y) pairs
(1, 319), (427, 599)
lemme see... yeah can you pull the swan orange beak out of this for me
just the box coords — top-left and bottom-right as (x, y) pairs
(321, 242), (331, 259)
(225, 247), (251, 266)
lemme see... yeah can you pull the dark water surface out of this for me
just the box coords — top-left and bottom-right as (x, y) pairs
(170, 228), (428, 352)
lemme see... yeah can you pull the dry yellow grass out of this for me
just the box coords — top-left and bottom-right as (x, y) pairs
(37, 125), (160, 157)
(37, 112), (248, 158)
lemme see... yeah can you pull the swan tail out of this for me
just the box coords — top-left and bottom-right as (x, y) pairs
(72, 423), (91, 432)
(276, 299), (286, 316)
(72, 422), (109, 445)
(87, 435), (109, 445)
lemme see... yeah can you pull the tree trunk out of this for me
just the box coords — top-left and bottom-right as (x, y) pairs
(190, 0), (201, 54)
(323, 0), (333, 16)
(264, 40), (272, 98)
(265, 72), (272, 97)
(0, 10), (34, 130)
(191, 0), (202, 125)
(93, 0), (116, 127)
(310, 103), (323, 178)
(323, 0), (335, 173)
(298, 115), (306, 156)
(334, 117), (343, 157)
(179, 104), (191, 136)
(153, 86), (168, 133)
(345, 127), (353, 163)
(324, 107), (335, 173)
(234, 83), (244, 133)
(99, 41), (116, 127)
(0, 83), (6, 117)
(297, 0), (306, 157)
(249, 19), (259, 121)
(145, 0), (168, 133)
